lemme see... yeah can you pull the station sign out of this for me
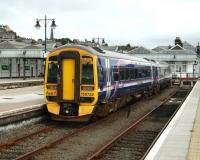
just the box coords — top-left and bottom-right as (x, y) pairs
(25, 66), (30, 70)
(1, 65), (9, 70)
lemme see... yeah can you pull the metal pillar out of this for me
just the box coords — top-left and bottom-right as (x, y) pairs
(23, 58), (26, 80)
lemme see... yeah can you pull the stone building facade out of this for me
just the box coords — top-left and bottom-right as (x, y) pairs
(128, 37), (200, 78)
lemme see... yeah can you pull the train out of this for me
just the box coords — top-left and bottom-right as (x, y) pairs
(44, 44), (171, 122)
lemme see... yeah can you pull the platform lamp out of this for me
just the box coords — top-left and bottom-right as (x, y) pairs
(193, 61), (198, 78)
(35, 15), (56, 77)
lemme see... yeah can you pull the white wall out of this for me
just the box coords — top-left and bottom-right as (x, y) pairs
(0, 58), (43, 78)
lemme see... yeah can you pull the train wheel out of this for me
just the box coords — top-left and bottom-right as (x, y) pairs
(149, 87), (153, 97)
(88, 114), (98, 123)
(94, 104), (110, 117)
(157, 85), (161, 93)
(143, 91), (149, 99)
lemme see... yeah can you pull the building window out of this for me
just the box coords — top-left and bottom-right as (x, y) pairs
(170, 64), (175, 72)
(182, 62), (186, 72)
(175, 64), (181, 72)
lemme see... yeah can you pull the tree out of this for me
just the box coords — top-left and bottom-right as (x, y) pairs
(55, 38), (73, 45)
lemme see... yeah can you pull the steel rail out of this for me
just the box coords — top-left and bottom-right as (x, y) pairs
(13, 89), (178, 160)
(86, 91), (177, 160)
(141, 89), (190, 160)
(14, 114), (116, 160)
(0, 125), (57, 150)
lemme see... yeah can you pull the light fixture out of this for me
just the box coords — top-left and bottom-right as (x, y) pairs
(35, 20), (41, 30)
(51, 19), (57, 29)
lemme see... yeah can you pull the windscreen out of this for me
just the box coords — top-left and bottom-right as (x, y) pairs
(81, 63), (94, 84)
(47, 63), (58, 83)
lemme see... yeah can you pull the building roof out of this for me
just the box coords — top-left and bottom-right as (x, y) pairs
(160, 49), (196, 55)
(128, 46), (157, 54)
(170, 44), (184, 50)
(183, 41), (196, 52)
(0, 40), (29, 49)
(0, 41), (17, 49)
(153, 41), (196, 52)
(0, 40), (44, 50)
(152, 46), (168, 52)
(23, 45), (42, 49)
(100, 46), (118, 52)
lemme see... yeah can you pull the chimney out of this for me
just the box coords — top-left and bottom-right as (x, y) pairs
(175, 37), (183, 47)
(196, 42), (200, 56)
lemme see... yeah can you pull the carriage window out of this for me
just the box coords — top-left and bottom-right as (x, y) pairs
(125, 69), (130, 80)
(136, 69), (142, 78)
(47, 63), (58, 83)
(130, 69), (135, 79)
(141, 69), (145, 77)
(135, 69), (139, 78)
(112, 68), (119, 81)
(120, 69), (125, 80)
(113, 73), (119, 81)
(81, 64), (94, 84)
(98, 67), (104, 82)
(146, 67), (151, 77)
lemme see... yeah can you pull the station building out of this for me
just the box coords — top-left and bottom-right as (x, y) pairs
(0, 40), (44, 78)
(128, 37), (200, 79)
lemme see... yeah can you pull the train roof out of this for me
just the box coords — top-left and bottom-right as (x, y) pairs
(50, 44), (169, 67)
(51, 44), (152, 64)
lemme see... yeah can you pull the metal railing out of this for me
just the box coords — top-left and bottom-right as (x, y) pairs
(172, 73), (199, 80)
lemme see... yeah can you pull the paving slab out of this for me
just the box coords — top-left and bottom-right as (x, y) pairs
(0, 85), (44, 113)
(145, 80), (200, 160)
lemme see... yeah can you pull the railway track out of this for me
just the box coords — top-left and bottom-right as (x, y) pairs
(0, 112), (120, 160)
(0, 121), (84, 160)
(0, 87), (181, 160)
(87, 89), (189, 160)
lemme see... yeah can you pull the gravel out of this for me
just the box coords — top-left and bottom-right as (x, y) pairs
(0, 118), (84, 160)
(0, 116), (48, 143)
(32, 87), (178, 160)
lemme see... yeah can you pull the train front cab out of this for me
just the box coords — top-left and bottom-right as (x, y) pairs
(45, 48), (98, 122)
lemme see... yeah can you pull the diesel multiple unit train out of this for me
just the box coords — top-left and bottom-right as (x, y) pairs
(44, 45), (171, 121)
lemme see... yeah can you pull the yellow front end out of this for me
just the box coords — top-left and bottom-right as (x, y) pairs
(44, 47), (98, 121)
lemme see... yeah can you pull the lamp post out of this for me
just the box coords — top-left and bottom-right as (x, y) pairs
(35, 15), (56, 56)
(35, 15), (56, 77)
(92, 38), (105, 46)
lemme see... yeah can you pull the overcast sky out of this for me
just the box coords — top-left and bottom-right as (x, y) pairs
(1, 0), (200, 48)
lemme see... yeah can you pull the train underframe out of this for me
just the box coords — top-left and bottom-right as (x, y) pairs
(48, 79), (170, 122)
(94, 82), (169, 118)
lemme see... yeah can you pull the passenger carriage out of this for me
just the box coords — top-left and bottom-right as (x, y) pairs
(44, 45), (171, 121)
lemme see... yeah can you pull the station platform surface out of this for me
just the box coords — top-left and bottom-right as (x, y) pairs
(0, 86), (44, 117)
(0, 78), (43, 84)
(145, 80), (200, 160)
(0, 78), (43, 90)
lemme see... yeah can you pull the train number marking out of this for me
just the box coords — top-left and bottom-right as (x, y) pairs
(81, 92), (94, 97)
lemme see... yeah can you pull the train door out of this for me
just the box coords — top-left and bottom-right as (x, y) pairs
(62, 59), (75, 100)
(152, 66), (158, 85)
(58, 51), (80, 103)
(105, 58), (111, 101)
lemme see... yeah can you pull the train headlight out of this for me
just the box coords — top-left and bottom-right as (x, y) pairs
(81, 86), (94, 91)
(65, 110), (69, 114)
(47, 85), (57, 90)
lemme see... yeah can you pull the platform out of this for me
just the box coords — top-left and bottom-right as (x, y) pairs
(145, 80), (200, 160)
(0, 86), (45, 125)
(0, 78), (43, 90)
